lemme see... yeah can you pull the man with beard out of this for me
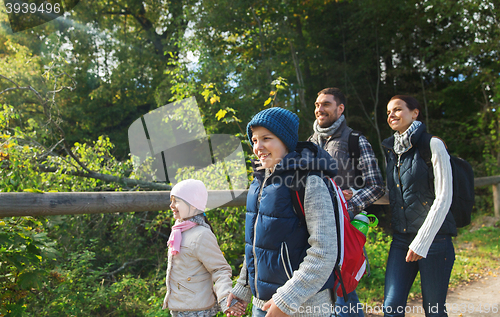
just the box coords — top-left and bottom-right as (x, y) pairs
(308, 87), (384, 317)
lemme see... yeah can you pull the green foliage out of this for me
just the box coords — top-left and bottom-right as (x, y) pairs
(0, 104), (134, 193)
(451, 225), (500, 288)
(356, 227), (393, 304)
(0, 217), (57, 316)
(263, 77), (289, 107)
(0, 103), (173, 315)
(22, 248), (171, 317)
(1, 0), (500, 315)
(205, 207), (246, 274)
(358, 216), (500, 305)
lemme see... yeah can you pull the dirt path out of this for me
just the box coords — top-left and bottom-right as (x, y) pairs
(365, 218), (500, 317)
(365, 269), (500, 317)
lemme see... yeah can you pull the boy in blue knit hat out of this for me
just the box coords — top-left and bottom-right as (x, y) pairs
(226, 107), (339, 317)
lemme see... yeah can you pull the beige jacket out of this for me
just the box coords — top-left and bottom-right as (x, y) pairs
(163, 225), (233, 312)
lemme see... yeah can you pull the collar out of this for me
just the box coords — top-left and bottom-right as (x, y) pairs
(393, 121), (422, 155)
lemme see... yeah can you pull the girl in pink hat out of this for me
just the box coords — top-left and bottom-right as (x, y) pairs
(162, 179), (244, 317)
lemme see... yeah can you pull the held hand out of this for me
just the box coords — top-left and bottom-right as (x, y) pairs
(262, 298), (289, 317)
(226, 293), (248, 317)
(342, 189), (353, 200)
(406, 249), (423, 262)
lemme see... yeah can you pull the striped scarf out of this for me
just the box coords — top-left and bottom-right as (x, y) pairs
(393, 120), (422, 155)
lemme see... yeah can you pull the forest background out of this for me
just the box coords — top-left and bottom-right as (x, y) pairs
(0, 0), (499, 316)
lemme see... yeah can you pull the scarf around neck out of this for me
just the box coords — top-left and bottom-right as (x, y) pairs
(314, 114), (345, 138)
(189, 214), (211, 230)
(393, 120), (422, 155)
(167, 220), (197, 256)
(167, 215), (211, 256)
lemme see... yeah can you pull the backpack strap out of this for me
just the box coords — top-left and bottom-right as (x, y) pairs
(326, 178), (350, 302)
(348, 130), (362, 179)
(290, 170), (309, 220)
(416, 132), (435, 191)
(290, 173), (351, 302)
(383, 136), (395, 165)
(290, 186), (306, 218)
(363, 246), (370, 277)
(334, 266), (349, 302)
(417, 132), (433, 169)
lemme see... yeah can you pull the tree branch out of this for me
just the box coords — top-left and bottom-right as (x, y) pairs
(251, 7), (272, 82)
(289, 41), (307, 111)
(0, 75), (45, 103)
(36, 164), (171, 190)
(0, 73), (175, 191)
(105, 258), (148, 277)
(1, 73), (94, 173)
(104, 10), (132, 16)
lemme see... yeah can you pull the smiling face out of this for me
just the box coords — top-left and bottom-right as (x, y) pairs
(251, 126), (288, 170)
(386, 99), (419, 134)
(170, 195), (194, 220)
(315, 94), (345, 128)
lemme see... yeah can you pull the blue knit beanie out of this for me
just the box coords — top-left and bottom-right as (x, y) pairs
(247, 107), (300, 152)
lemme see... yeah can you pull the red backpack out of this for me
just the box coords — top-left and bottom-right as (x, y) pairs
(290, 173), (367, 299)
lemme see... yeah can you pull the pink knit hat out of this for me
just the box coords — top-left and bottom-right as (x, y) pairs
(170, 179), (208, 212)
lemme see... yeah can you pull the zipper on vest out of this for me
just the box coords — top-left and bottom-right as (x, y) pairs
(397, 161), (408, 231)
(280, 242), (293, 280)
(252, 214), (260, 298)
(397, 141), (414, 231)
(397, 157), (403, 197)
(253, 173), (270, 299)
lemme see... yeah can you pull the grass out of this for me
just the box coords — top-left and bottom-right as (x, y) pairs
(450, 220), (500, 288)
(358, 213), (500, 306)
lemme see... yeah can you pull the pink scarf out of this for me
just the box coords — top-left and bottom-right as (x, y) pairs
(167, 221), (197, 255)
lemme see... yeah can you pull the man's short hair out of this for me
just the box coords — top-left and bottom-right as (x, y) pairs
(317, 88), (346, 107)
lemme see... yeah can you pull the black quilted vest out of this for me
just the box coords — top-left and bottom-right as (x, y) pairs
(382, 124), (457, 236)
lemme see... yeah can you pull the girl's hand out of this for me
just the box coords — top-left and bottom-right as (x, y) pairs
(226, 293), (247, 317)
(262, 298), (289, 316)
(406, 249), (423, 262)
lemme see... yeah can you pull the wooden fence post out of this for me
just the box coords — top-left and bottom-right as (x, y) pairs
(1, 176), (500, 218)
(493, 183), (500, 218)
(0, 190), (248, 218)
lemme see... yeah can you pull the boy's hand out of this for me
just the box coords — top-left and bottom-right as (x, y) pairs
(262, 298), (289, 316)
(226, 293), (247, 316)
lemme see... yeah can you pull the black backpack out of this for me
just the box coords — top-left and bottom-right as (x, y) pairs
(417, 133), (475, 228)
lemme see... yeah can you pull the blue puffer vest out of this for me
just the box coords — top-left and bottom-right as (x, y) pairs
(382, 124), (456, 236)
(245, 142), (337, 301)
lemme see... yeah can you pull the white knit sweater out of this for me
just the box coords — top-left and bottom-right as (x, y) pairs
(408, 137), (453, 257)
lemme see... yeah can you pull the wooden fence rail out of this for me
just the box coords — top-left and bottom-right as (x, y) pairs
(0, 177), (498, 218)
